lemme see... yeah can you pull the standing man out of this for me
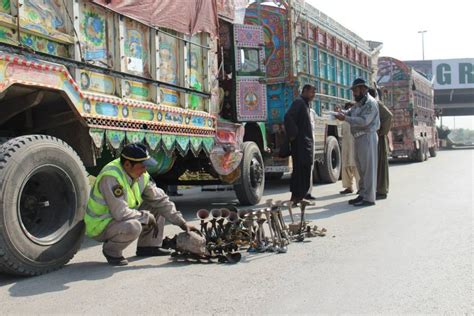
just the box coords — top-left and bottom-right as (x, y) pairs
(369, 88), (393, 200)
(335, 79), (380, 206)
(340, 107), (360, 194)
(284, 84), (316, 204)
(306, 107), (317, 200)
(84, 143), (197, 266)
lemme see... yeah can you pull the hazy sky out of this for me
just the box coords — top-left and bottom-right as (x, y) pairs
(306, 0), (473, 129)
(306, 0), (473, 60)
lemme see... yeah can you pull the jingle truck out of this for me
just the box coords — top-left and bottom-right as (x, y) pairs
(0, 0), (379, 276)
(377, 57), (438, 161)
(0, 0), (274, 276)
(240, 0), (381, 182)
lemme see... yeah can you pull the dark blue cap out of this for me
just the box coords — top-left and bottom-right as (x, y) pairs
(350, 78), (369, 90)
(121, 143), (157, 168)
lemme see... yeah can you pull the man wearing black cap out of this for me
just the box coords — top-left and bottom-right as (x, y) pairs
(84, 143), (197, 265)
(336, 78), (380, 206)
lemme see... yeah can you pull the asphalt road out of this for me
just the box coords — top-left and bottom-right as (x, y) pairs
(1, 149), (472, 314)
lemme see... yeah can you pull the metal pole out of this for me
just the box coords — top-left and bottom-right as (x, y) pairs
(418, 30), (427, 60)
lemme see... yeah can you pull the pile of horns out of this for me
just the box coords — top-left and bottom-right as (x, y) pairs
(186, 199), (326, 261)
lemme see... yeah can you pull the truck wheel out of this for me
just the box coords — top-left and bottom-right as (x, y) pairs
(423, 140), (429, 161)
(312, 162), (321, 184)
(429, 146), (437, 157)
(265, 172), (283, 181)
(319, 136), (341, 183)
(0, 135), (88, 276)
(234, 142), (264, 206)
(414, 140), (424, 162)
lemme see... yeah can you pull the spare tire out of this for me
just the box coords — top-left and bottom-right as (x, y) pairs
(0, 135), (88, 276)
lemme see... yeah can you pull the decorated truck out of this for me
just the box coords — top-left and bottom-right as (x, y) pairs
(377, 57), (438, 161)
(0, 0), (271, 276)
(239, 0), (380, 183)
(0, 0), (381, 276)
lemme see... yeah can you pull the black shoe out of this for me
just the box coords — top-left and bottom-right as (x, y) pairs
(353, 200), (375, 207)
(376, 193), (387, 200)
(161, 236), (176, 250)
(348, 195), (363, 205)
(304, 194), (317, 200)
(136, 247), (172, 257)
(339, 188), (353, 194)
(103, 250), (128, 266)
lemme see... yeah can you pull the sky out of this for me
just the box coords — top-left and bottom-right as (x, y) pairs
(306, 0), (474, 129)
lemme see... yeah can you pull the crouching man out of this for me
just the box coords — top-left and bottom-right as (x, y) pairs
(84, 143), (197, 265)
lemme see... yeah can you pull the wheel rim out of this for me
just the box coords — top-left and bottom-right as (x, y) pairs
(17, 164), (77, 246)
(249, 156), (264, 189)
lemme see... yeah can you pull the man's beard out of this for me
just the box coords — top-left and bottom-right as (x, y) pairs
(354, 94), (365, 102)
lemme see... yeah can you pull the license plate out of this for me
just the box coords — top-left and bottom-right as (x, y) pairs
(265, 166), (290, 172)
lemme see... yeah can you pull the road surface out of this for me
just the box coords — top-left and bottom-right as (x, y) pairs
(1, 149), (472, 314)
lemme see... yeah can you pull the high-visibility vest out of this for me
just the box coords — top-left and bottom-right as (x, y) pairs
(84, 158), (150, 237)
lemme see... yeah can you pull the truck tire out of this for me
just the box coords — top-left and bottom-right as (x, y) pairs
(312, 162), (321, 184)
(265, 172), (283, 181)
(319, 136), (341, 183)
(429, 146), (437, 157)
(234, 142), (264, 206)
(423, 139), (430, 160)
(414, 139), (424, 162)
(0, 135), (88, 276)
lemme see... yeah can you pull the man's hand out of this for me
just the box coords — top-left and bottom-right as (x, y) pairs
(344, 101), (355, 110)
(147, 214), (160, 238)
(180, 223), (200, 234)
(335, 113), (346, 121)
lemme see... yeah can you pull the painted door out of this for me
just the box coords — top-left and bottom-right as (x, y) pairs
(234, 24), (267, 122)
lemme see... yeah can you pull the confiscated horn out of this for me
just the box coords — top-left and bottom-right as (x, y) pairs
(211, 208), (222, 219)
(238, 209), (249, 219)
(196, 209), (209, 220)
(220, 208), (231, 219)
(228, 211), (239, 223)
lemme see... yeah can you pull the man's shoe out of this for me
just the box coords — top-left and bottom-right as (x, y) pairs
(376, 193), (387, 200)
(136, 247), (172, 257)
(339, 188), (353, 194)
(348, 195), (363, 205)
(103, 250), (128, 266)
(353, 200), (375, 207)
(304, 194), (317, 200)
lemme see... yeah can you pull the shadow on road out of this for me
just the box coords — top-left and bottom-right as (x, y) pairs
(1, 261), (159, 297)
(305, 200), (363, 221)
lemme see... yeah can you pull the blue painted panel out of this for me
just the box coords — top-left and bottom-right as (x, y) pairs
(266, 83), (295, 124)
(95, 102), (118, 116)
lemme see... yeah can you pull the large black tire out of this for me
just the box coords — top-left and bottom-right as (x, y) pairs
(414, 139), (425, 162)
(234, 142), (264, 206)
(429, 146), (438, 157)
(312, 162), (321, 184)
(423, 140), (429, 161)
(0, 135), (88, 276)
(265, 172), (283, 181)
(319, 136), (341, 183)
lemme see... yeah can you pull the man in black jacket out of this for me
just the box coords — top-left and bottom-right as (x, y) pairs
(284, 84), (316, 204)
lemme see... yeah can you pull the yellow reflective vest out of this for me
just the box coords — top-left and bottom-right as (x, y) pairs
(84, 158), (150, 237)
